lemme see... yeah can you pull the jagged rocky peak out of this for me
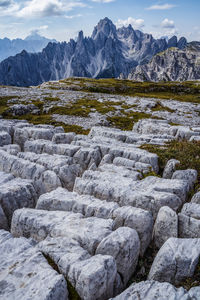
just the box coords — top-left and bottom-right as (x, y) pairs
(177, 37), (187, 49)
(167, 36), (187, 50)
(0, 17), (195, 86)
(77, 30), (84, 43)
(92, 17), (117, 39)
(168, 36), (178, 48)
(117, 24), (139, 44)
(128, 46), (200, 82)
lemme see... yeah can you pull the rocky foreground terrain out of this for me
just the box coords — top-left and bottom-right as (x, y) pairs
(1, 79), (200, 299)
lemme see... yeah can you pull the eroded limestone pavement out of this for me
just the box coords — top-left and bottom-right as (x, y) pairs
(1, 118), (200, 299)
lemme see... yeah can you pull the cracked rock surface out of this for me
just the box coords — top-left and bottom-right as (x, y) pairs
(0, 114), (199, 299)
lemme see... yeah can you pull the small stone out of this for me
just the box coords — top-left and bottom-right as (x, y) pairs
(153, 206), (178, 248)
(163, 159), (180, 179)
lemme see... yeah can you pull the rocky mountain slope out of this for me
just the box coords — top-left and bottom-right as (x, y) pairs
(0, 32), (56, 62)
(128, 42), (200, 81)
(0, 18), (187, 87)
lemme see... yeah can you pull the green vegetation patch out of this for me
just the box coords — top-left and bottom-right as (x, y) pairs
(141, 140), (200, 198)
(55, 78), (200, 104)
(3, 112), (89, 135)
(49, 98), (122, 117)
(44, 96), (61, 102)
(108, 111), (152, 131)
(141, 140), (200, 179)
(67, 280), (81, 300)
(151, 101), (175, 113)
(0, 95), (19, 115)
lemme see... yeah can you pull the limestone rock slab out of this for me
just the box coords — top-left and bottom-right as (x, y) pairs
(148, 237), (200, 284)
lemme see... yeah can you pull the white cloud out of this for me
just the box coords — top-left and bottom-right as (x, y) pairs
(116, 17), (144, 29)
(17, 0), (86, 18)
(0, 0), (86, 18)
(0, 0), (19, 16)
(161, 18), (175, 29)
(146, 4), (177, 10)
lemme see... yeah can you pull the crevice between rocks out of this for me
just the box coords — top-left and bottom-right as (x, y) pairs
(42, 253), (81, 300)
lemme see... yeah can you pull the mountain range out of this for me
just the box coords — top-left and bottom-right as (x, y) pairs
(128, 42), (200, 82)
(0, 32), (56, 62)
(0, 17), (199, 87)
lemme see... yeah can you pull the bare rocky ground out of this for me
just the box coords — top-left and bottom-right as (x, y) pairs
(1, 79), (200, 132)
(0, 80), (200, 299)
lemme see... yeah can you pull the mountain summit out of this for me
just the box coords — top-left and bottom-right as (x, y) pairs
(0, 17), (190, 86)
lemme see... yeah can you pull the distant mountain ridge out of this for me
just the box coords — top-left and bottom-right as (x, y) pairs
(128, 42), (200, 82)
(0, 17), (189, 86)
(0, 33), (56, 62)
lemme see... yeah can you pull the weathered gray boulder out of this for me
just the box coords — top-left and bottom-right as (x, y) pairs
(133, 119), (177, 136)
(39, 170), (62, 194)
(2, 144), (21, 155)
(181, 203), (200, 220)
(17, 151), (73, 170)
(24, 139), (80, 156)
(163, 159), (180, 179)
(188, 286), (200, 299)
(24, 139), (50, 154)
(100, 154), (114, 166)
(0, 230), (68, 300)
(58, 164), (82, 190)
(110, 280), (190, 300)
(178, 213), (200, 238)
(176, 126), (200, 140)
(96, 227), (140, 285)
(74, 174), (188, 218)
(98, 163), (142, 180)
(73, 147), (102, 170)
(148, 237), (200, 284)
(0, 150), (62, 195)
(52, 132), (75, 144)
(0, 131), (11, 146)
(36, 187), (119, 219)
(113, 157), (135, 168)
(191, 191), (200, 204)
(14, 126), (64, 149)
(7, 104), (40, 116)
(112, 206), (153, 256)
(36, 188), (153, 255)
(172, 169), (197, 189)
(0, 178), (36, 226)
(0, 171), (14, 184)
(11, 208), (114, 254)
(17, 151), (80, 190)
(190, 135), (200, 141)
(39, 236), (119, 300)
(68, 254), (118, 300)
(153, 206), (178, 248)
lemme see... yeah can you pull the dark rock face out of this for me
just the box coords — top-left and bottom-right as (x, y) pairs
(0, 18), (187, 87)
(128, 46), (200, 82)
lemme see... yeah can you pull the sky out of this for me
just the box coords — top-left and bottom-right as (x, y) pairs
(0, 0), (200, 42)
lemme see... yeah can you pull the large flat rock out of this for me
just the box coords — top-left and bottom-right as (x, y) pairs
(148, 237), (200, 284)
(0, 230), (68, 300)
